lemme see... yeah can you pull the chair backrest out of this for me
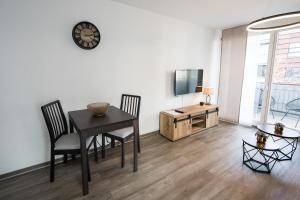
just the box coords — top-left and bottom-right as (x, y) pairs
(41, 100), (68, 143)
(287, 98), (300, 111)
(120, 94), (141, 118)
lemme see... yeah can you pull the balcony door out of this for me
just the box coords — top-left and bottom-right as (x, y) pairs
(239, 32), (273, 125)
(267, 28), (300, 129)
(240, 27), (300, 130)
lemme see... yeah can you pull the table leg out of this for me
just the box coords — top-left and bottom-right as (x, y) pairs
(69, 118), (74, 133)
(69, 119), (76, 160)
(133, 119), (138, 172)
(80, 133), (89, 195)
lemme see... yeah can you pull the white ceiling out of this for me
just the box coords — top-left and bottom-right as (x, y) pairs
(111, 0), (300, 29)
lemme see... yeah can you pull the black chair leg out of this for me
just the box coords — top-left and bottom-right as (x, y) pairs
(93, 136), (98, 161)
(50, 152), (55, 182)
(63, 154), (68, 163)
(71, 154), (76, 160)
(102, 134), (106, 159)
(121, 140), (125, 168)
(137, 134), (141, 153)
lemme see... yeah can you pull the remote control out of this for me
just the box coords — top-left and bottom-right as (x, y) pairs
(175, 109), (184, 113)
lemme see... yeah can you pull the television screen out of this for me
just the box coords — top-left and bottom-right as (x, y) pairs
(174, 69), (203, 96)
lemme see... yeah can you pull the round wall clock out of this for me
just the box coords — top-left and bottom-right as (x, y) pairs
(72, 21), (101, 50)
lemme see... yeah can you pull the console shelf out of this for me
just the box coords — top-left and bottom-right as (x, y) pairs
(159, 104), (219, 141)
(192, 119), (205, 124)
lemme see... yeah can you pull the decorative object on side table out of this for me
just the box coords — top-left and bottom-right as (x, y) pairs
(199, 101), (205, 106)
(203, 87), (214, 105)
(87, 102), (109, 117)
(72, 21), (101, 50)
(255, 131), (268, 144)
(274, 122), (284, 134)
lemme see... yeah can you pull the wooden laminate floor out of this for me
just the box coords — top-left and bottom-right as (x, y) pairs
(1, 122), (300, 200)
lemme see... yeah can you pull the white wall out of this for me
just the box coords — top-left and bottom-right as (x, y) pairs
(218, 26), (248, 123)
(0, 0), (221, 175)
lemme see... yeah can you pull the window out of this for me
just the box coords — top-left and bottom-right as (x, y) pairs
(285, 67), (300, 78)
(257, 64), (266, 77)
(288, 42), (300, 58)
(240, 27), (300, 129)
(258, 35), (270, 63)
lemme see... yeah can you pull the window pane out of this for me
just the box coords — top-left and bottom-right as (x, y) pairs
(239, 33), (270, 125)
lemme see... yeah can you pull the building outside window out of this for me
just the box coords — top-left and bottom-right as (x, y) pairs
(288, 42), (300, 58)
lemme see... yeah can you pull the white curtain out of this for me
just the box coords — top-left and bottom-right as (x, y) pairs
(218, 25), (248, 123)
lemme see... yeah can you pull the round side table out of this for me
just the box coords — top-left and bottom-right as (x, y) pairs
(243, 138), (279, 173)
(256, 123), (300, 161)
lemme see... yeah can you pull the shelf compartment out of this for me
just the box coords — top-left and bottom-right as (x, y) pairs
(191, 115), (206, 134)
(192, 119), (205, 124)
(192, 125), (206, 133)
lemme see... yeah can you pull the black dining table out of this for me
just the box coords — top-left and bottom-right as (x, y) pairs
(68, 106), (139, 195)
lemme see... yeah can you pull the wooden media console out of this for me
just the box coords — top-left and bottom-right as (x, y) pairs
(159, 104), (219, 141)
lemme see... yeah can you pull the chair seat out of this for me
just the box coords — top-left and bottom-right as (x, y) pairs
(107, 127), (134, 139)
(55, 134), (93, 150)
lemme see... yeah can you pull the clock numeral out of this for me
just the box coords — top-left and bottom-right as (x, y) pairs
(77, 25), (82, 30)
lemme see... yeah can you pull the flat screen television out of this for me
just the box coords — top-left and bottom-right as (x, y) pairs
(174, 69), (203, 96)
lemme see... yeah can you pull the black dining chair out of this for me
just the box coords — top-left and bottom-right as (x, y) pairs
(101, 94), (141, 168)
(41, 100), (97, 182)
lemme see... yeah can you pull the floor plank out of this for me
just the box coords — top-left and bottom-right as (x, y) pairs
(1, 122), (300, 200)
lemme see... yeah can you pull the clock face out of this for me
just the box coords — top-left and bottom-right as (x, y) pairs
(72, 21), (100, 50)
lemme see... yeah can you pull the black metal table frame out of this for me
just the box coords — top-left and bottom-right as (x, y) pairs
(269, 135), (298, 161)
(243, 140), (279, 173)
